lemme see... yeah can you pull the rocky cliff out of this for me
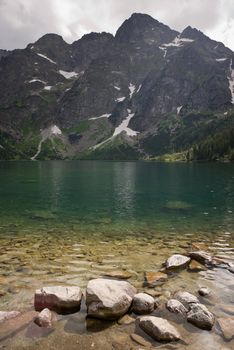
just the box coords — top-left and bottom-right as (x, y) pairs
(0, 13), (234, 160)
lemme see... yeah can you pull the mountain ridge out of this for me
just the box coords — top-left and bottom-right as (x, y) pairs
(0, 13), (234, 161)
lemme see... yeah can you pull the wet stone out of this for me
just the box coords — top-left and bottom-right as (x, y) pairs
(188, 260), (206, 272)
(198, 287), (211, 296)
(144, 272), (168, 287)
(34, 308), (53, 328)
(218, 317), (234, 341)
(139, 316), (181, 342)
(187, 303), (215, 330)
(166, 254), (191, 271)
(130, 333), (152, 347)
(132, 293), (155, 315)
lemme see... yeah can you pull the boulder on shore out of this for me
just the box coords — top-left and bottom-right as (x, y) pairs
(34, 286), (83, 313)
(166, 299), (188, 316)
(174, 291), (199, 308)
(166, 254), (191, 271)
(132, 293), (155, 314)
(86, 278), (136, 320)
(139, 316), (181, 342)
(0, 311), (20, 323)
(34, 308), (53, 328)
(187, 303), (215, 330)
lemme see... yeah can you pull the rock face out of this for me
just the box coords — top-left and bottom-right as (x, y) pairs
(34, 286), (83, 313)
(218, 317), (234, 340)
(174, 291), (199, 307)
(86, 278), (136, 319)
(187, 303), (215, 330)
(139, 316), (181, 342)
(166, 299), (188, 316)
(0, 311), (20, 323)
(188, 251), (213, 265)
(166, 254), (191, 270)
(132, 293), (155, 314)
(144, 271), (168, 287)
(34, 308), (53, 328)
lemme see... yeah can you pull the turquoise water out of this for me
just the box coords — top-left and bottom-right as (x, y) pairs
(0, 161), (233, 234)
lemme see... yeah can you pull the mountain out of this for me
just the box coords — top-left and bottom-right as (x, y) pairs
(0, 13), (234, 160)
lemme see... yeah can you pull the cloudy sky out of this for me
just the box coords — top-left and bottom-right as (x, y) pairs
(0, 0), (234, 51)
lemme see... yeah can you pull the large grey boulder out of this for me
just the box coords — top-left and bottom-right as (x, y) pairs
(187, 303), (215, 330)
(166, 254), (191, 270)
(139, 316), (181, 342)
(0, 311), (20, 323)
(34, 286), (83, 313)
(166, 299), (188, 316)
(174, 291), (199, 308)
(132, 293), (154, 314)
(86, 278), (136, 319)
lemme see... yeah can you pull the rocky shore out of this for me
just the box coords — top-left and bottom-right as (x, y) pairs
(0, 248), (233, 349)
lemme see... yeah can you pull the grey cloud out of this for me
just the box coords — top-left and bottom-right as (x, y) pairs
(0, 0), (234, 50)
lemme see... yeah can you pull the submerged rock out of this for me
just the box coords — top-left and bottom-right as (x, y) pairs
(166, 254), (191, 270)
(130, 333), (152, 347)
(166, 299), (188, 316)
(174, 291), (199, 307)
(34, 308), (53, 328)
(144, 271), (168, 287)
(117, 314), (135, 325)
(34, 286), (83, 313)
(132, 293), (155, 314)
(139, 316), (181, 342)
(189, 251), (213, 265)
(218, 317), (234, 340)
(198, 287), (210, 296)
(86, 278), (136, 320)
(0, 311), (20, 323)
(187, 303), (215, 330)
(188, 260), (206, 272)
(101, 271), (132, 279)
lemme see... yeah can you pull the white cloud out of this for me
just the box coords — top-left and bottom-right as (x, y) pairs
(0, 0), (234, 50)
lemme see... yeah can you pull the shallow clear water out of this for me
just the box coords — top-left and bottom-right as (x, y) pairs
(0, 161), (233, 349)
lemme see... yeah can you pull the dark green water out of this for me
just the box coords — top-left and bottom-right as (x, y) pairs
(0, 161), (233, 234)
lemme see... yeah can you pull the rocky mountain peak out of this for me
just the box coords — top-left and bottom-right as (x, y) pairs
(115, 13), (178, 45)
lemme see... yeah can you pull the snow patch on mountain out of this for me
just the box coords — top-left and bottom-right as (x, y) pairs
(163, 36), (194, 48)
(177, 106), (183, 115)
(159, 46), (167, 57)
(37, 53), (56, 64)
(59, 70), (79, 79)
(116, 97), (126, 102)
(216, 58), (227, 62)
(31, 125), (62, 160)
(28, 79), (46, 84)
(129, 83), (136, 99)
(89, 113), (111, 120)
(44, 86), (52, 91)
(113, 85), (121, 91)
(113, 109), (138, 137)
(228, 59), (234, 104)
